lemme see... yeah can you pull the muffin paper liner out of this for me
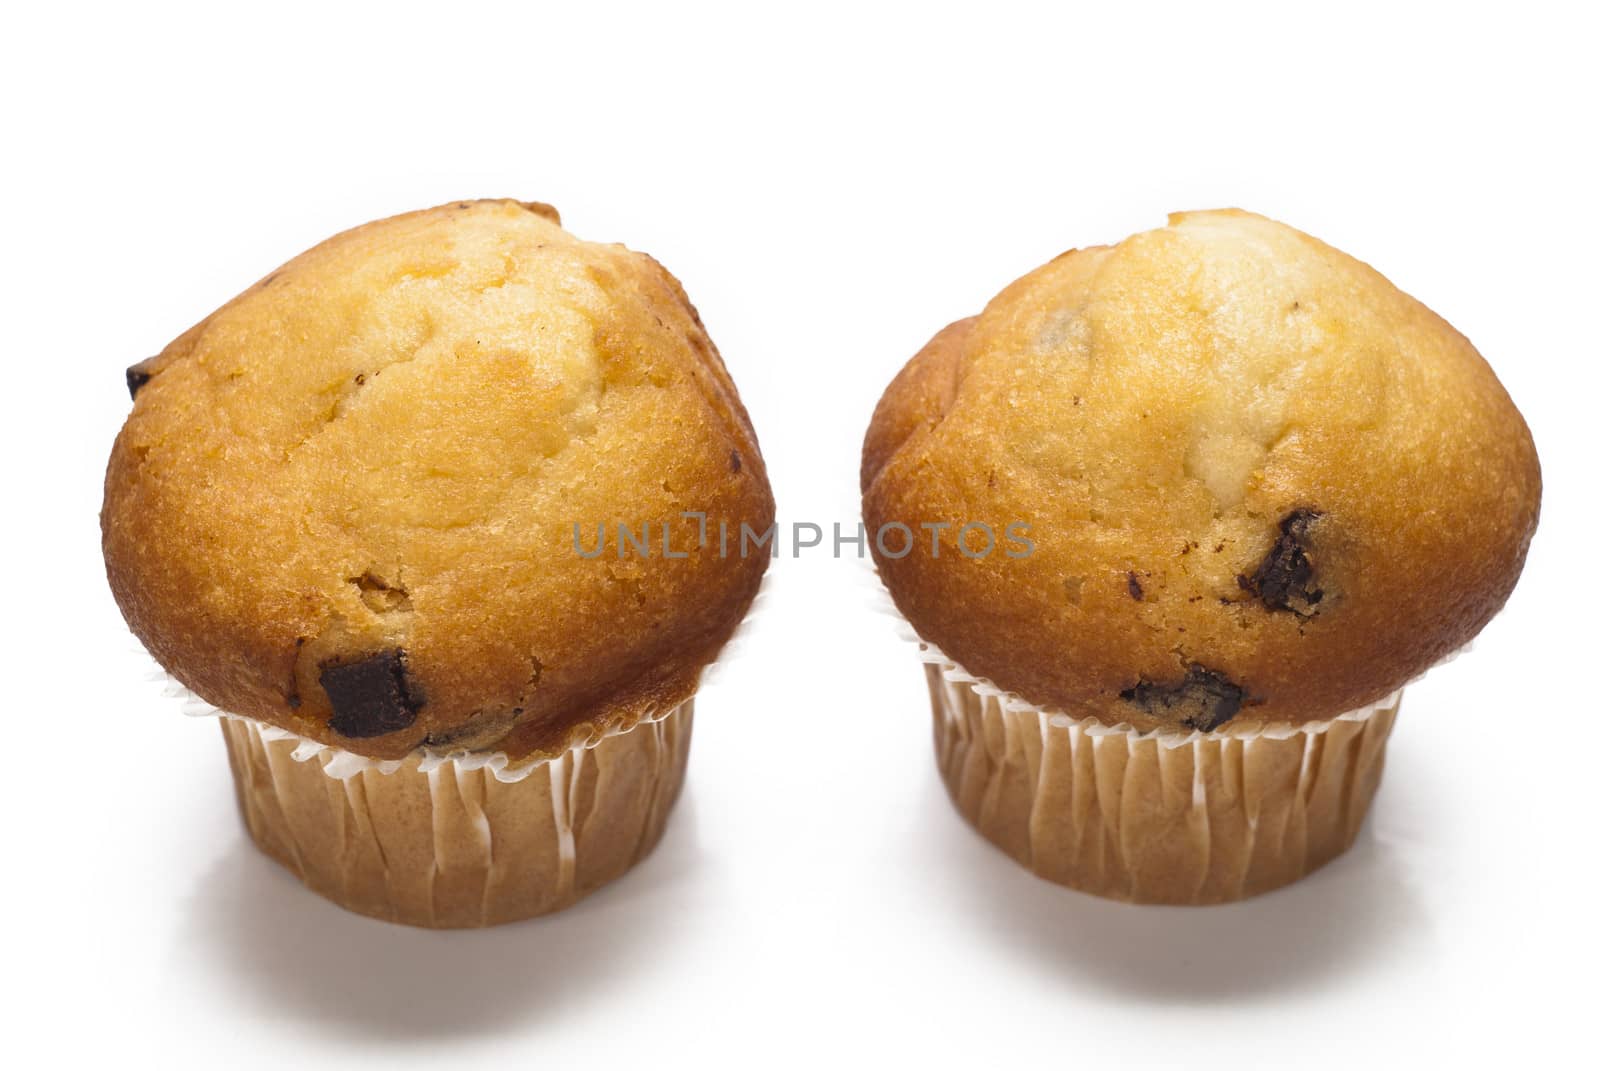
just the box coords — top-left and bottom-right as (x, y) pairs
(145, 681), (700, 927)
(218, 700), (692, 927)
(135, 571), (769, 926)
(926, 661), (1397, 903)
(858, 557), (1455, 904)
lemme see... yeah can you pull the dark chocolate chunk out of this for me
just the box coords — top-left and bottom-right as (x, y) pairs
(1240, 509), (1323, 615)
(126, 357), (160, 399)
(730, 449), (742, 474)
(1121, 665), (1250, 732)
(320, 649), (421, 738)
(1127, 572), (1144, 600)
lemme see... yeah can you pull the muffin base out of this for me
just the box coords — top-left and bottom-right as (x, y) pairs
(928, 665), (1398, 904)
(220, 702), (692, 927)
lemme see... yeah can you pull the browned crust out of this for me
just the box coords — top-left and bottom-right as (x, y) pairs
(863, 211), (1541, 732)
(103, 200), (774, 761)
(861, 317), (972, 494)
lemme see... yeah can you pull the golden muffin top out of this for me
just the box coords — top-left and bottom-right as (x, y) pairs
(104, 200), (773, 761)
(863, 210), (1539, 733)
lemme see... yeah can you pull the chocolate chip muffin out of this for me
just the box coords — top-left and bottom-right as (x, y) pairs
(862, 209), (1539, 904)
(104, 199), (773, 926)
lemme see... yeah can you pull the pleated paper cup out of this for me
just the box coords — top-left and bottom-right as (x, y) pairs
(926, 660), (1399, 904)
(219, 701), (693, 928)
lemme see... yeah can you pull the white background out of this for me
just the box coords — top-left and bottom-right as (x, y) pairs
(5, 2), (1595, 1066)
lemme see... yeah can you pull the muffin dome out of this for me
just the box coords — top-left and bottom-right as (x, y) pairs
(104, 199), (773, 760)
(863, 210), (1539, 733)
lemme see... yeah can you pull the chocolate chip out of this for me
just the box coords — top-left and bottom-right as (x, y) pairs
(1127, 572), (1144, 600)
(319, 649), (421, 738)
(1240, 509), (1324, 615)
(730, 449), (742, 473)
(126, 358), (159, 399)
(1120, 665), (1250, 732)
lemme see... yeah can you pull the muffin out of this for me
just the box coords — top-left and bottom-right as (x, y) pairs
(862, 209), (1539, 904)
(103, 199), (773, 926)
